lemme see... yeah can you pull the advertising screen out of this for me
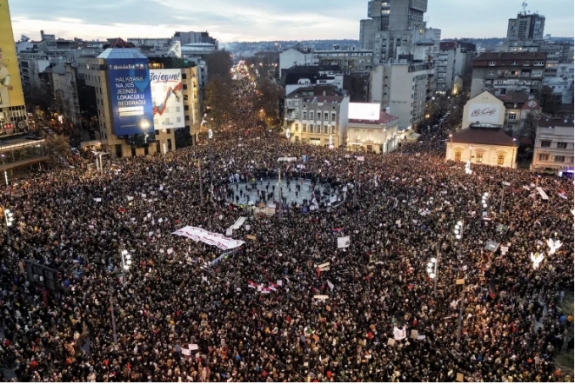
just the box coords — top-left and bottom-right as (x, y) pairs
(150, 69), (185, 129)
(0, 0), (26, 109)
(349, 102), (381, 120)
(467, 103), (501, 125)
(107, 58), (154, 136)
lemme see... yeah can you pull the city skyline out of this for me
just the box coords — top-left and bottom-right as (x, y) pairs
(8, 0), (575, 43)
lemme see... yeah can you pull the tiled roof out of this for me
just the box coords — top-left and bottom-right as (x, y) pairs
(497, 90), (530, 104)
(452, 126), (517, 147)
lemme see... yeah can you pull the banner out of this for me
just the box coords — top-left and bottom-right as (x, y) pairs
(173, 226), (245, 250)
(337, 236), (350, 249)
(230, 217), (247, 230)
(150, 69), (185, 129)
(393, 326), (406, 341)
(535, 187), (549, 201)
(107, 58), (154, 136)
(0, 0), (25, 110)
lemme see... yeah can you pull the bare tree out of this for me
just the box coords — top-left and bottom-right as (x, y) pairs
(204, 77), (235, 130)
(519, 111), (539, 142)
(253, 77), (283, 127)
(44, 134), (71, 166)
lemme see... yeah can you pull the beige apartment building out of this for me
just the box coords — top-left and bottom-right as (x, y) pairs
(77, 47), (202, 157)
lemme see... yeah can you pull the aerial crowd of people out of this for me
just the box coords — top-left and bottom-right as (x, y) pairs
(0, 77), (573, 382)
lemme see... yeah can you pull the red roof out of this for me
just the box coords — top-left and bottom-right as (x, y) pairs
(349, 111), (398, 125)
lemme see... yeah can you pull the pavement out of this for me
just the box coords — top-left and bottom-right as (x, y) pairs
(226, 178), (339, 206)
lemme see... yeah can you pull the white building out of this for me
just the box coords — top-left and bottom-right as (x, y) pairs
(542, 63), (574, 104)
(531, 117), (574, 174)
(284, 85), (349, 147)
(436, 41), (476, 94)
(18, 53), (51, 89)
(279, 48), (318, 74)
(347, 109), (399, 153)
(370, 61), (434, 130)
(446, 124), (518, 168)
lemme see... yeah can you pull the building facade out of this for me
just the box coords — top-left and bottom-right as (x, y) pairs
(347, 110), (399, 153)
(542, 63), (574, 104)
(284, 85), (349, 147)
(51, 62), (82, 130)
(370, 62), (434, 130)
(531, 117), (574, 174)
(506, 12), (546, 45)
(76, 48), (202, 157)
(0, 0), (29, 135)
(470, 52), (547, 99)
(436, 41), (476, 94)
(446, 124), (518, 168)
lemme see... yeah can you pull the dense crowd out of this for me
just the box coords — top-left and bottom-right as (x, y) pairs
(0, 84), (573, 382)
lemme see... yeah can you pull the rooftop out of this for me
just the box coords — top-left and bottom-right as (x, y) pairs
(474, 51), (546, 62)
(349, 111), (398, 126)
(97, 47), (147, 60)
(452, 125), (517, 147)
(538, 117), (575, 129)
(497, 90), (530, 104)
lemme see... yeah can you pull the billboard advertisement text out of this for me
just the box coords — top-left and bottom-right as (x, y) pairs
(107, 59), (154, 136)
(467, 103), (501, 125)
(0, 0), (26, 109)
(150, 69), (185, 130)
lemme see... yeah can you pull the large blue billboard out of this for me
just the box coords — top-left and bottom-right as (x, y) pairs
(107, 58), (154, 136)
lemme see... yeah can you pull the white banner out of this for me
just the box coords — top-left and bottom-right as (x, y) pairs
(337, 236), (350, 249)
(393, 326), (406, 341)
(172, 226), (245, 250)
(230, 217), (247, 230)
(536, 187), (549, 201)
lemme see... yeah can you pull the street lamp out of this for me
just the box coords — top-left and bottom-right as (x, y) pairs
(121, 249), (132, 287)
(453, 220), (464, 258)
(4, 208), (14, 243)
(427, 257), (438, 295)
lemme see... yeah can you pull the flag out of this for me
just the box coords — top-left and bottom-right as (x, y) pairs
(261, 287), (271, 294)
(269, 282), (278, 291)
(257, 284), (264, 292)
(327, 280), (334, 291)
(558, 190), (568, 199)
(317, 267), (321, 278)
(248, 281), (257, 289)
(332, 227), (345, 233)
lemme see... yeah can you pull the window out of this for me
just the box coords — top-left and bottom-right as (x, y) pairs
(324, 112), (329, 120)
(533, 61), (544, 66)
(541, 140), (551, 147)
(539, 154), (549, 161)
(302, 124), (307, 133)
(557, 142), (568, 149)
(309, 111), (314, 120)
(294, 124), (299, 132)
(507, 113), (517, 120)
(323, 125), (328, 134)
(497, 154), (505, 165)
(331, 112), (336, 121)
(476, 153), (483, 163)
(555, 155), (565, 163)
(487, 70), (495, 76)
(488, 61), (496, 66)
(302, 111), (307, 119)
(523, 61), (530, 66)
(511, 61), (518, 66)
(455, 152), (461, 162)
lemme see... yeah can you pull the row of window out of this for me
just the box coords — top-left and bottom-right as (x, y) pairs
(538, 154), (574, 163)
(488, 60), (544, 66)
(299, 111), (337, 121)
(454, 152), (505, 165)
(293, 123), (336, 135)
(540, 140), (569, 149)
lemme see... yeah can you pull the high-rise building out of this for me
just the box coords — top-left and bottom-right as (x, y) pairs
(0, 0), (29, 135)
(506, 12), (546, 44)
(360, 0), (428, 50)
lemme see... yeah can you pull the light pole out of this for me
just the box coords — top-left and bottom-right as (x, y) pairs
(4, 208), (14, 243)
(285, 128), (290, 142)
(120, 249), (132, 287)
(208, 128), (213, 188)
(456, 280), (465, 343)
(426, 257), (438, 295)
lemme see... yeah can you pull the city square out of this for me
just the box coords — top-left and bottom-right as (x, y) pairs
(0, 0), (573, 382)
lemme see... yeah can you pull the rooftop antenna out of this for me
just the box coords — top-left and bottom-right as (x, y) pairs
(521, 2), (527, 14)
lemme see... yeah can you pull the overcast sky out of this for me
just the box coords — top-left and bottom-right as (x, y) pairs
(8, 0), (574, 43)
